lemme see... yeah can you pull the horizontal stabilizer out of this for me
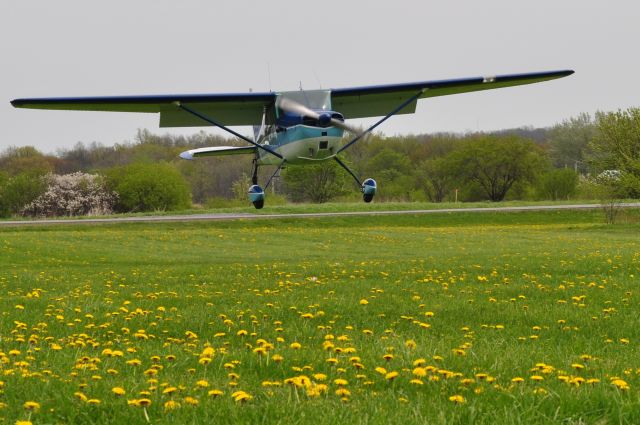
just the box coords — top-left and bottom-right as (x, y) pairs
(179, 145), (257, 160)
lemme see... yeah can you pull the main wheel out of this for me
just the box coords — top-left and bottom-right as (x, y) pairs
(248, 185), (265, 209)
(362, 178), (377, 203)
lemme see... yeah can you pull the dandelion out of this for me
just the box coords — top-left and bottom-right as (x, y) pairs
(335, 388), (351, 397)
(184, 396), (199, 406)
(511, 377), (524, 384)
(163, 387), (178, 395)
(164, 400), (180, 411)
(232, 391), (252, 402)
(449, 395), (465, 404)
(112, 387), (126, 396)
(208, 389), (224, 397)
(359, 299), (369, 305)
(385, 371), (399, 381)
(195, 380), (209, 388)
(23, 401), (40, 412)
(612, 379), (630, 390)
(290, 342), (302, 350)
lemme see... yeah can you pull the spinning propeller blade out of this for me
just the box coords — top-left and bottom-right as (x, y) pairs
(276, 97), (365, 137)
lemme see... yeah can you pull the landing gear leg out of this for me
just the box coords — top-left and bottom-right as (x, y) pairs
(333, 157), (377, 203)
(248, 157), (264, 209)
(248, 159), (286, 209)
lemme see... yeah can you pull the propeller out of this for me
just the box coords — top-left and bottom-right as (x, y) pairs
(276, 97), (368, 138)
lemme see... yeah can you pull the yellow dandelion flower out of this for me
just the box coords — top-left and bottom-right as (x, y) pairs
(313, 373), (327, 381)
(183, 396), (199, 406)
(385, 371), (399, 381)
(112, 387), (126, 396)
(87, 399), (101, 405)
(232, 391), (252, 403)
(530, 375), (544, 382)
(410, 379), (424, 385)
(23, 401), (40, 411)
(335, 388), (351, 397)
(164, 400), (180, 411)
(208, 389), (224, 397)
(375, 367), (388, 375)
(74, 392), (88, 402)
(162, 386), (178, 395)
(15, 421), (32, 425)
(612, 379), (630, 390)
(290, 342), (302, 350)
(511, 377), (525, 384)
(359, 299), (369, 305)
(449, 395), (466, 404)
(195, 380), (209, 388)
(272, 354), (284, 363)
(333, 378), (348, 386)
(413, 367), (427, 377)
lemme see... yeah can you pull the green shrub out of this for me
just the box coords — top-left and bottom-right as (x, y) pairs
(0, 172), (47, 217)
(537, 168), (579, 200)
(106, 163), (191, 212)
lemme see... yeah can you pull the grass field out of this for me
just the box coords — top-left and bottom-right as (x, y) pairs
(1, 209), (639, 424)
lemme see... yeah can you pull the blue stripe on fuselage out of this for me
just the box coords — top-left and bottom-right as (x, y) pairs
(274, 125), (343, 146)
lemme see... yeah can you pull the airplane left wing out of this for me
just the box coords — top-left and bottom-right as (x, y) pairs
(11, 92), (276, 127)
(330, 70), (574, 119)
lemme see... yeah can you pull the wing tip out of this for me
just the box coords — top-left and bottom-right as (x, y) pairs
(179, 151), (194, 160)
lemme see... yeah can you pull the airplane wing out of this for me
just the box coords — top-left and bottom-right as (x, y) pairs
(330, 70), (574, 119)
(10, 92), (276, 127)
(179, 145), (257, 160)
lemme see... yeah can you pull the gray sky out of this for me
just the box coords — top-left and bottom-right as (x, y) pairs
(1, 0), (638, 153)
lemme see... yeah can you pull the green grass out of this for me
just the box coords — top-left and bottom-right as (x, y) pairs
(1, 209), (639, 424)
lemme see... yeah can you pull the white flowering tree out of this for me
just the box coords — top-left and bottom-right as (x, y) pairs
(22, 172), (118, 217)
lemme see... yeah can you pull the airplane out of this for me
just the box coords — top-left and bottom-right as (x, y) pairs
(11, 69), (573, 209)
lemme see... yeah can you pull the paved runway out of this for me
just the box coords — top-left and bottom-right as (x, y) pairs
(1, 203), (638, 227)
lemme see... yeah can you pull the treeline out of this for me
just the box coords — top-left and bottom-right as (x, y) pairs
(1, 108), (639, 217)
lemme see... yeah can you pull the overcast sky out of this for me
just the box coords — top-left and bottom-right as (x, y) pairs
(1, 0), (638, 153)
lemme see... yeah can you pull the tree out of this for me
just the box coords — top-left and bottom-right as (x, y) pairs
(589, 108), (640, 198)
(447, 135), (547, 201)
(547, 113), (595, 173)
(421, 158), (454, 202)
(105, 162), (191, 212)
(537, 168), (579, 200)
(0, 172), (47, 217)
(0, 146), (55, 176)
(283, 161), (351, 203)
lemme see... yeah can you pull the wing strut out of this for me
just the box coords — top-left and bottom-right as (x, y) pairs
(334, 156), (362, 188)
(337, 89), (425, 154)
(175, 102), (283, 159)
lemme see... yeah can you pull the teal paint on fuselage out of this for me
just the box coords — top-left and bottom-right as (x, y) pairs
(257, 125), (344, 165)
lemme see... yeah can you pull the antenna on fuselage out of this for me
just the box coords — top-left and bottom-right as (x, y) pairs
(267, 62), (272, 92)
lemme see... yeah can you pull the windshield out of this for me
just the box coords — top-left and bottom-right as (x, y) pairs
(277, 90), (331, 111)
